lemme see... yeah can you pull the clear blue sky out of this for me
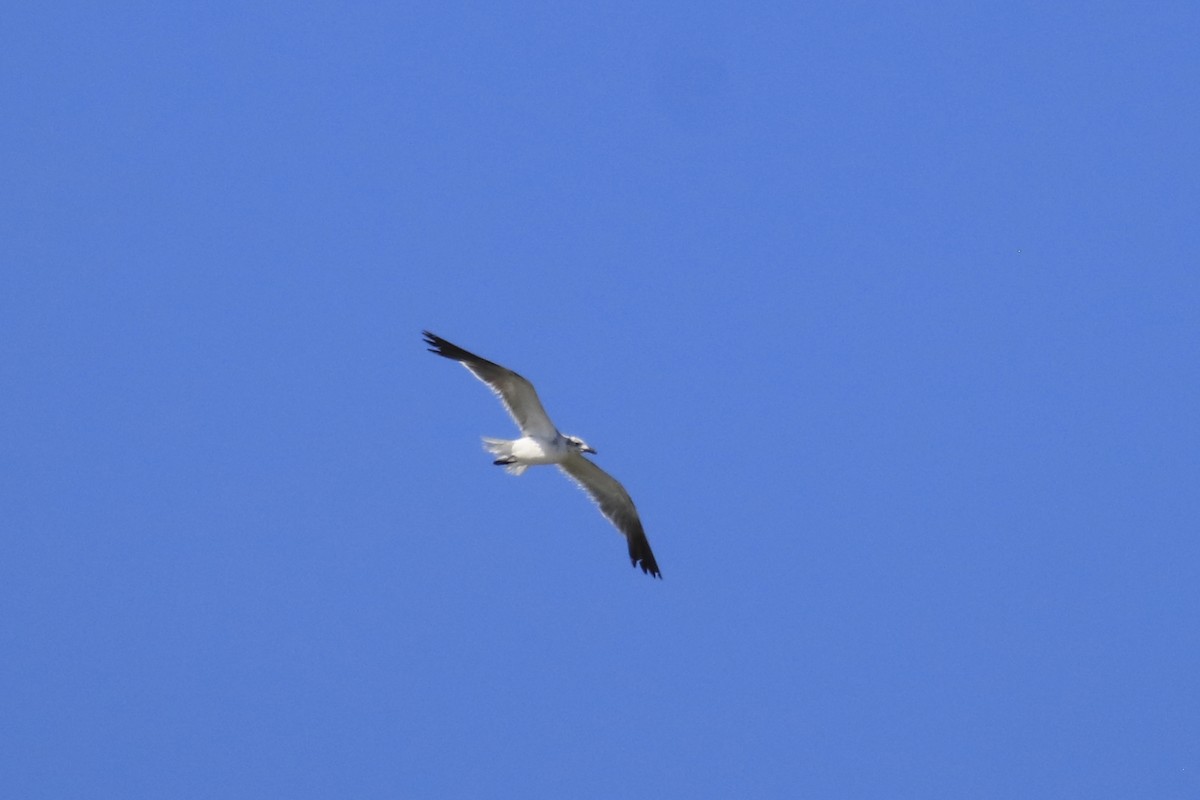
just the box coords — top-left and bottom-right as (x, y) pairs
(3, 3), (1198, 798)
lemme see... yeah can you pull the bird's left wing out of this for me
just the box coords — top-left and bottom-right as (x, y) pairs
(558, 452), (661, 578)
(423, 331), (559, 439)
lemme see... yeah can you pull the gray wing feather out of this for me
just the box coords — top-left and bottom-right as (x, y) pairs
(558, 452), (661, 578)
(423, 331), (558, 439)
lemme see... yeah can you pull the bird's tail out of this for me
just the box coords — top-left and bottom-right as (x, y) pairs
(482, 437), (527, 476)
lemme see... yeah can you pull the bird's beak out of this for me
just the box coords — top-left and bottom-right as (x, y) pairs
(584, 446), (597, 455)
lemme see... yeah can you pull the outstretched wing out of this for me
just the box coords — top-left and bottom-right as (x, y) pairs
(557, 452), (661, 578)
(423, 331), (559, 439)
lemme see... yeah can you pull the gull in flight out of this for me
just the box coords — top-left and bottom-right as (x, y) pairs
(423, 331), (661, 578)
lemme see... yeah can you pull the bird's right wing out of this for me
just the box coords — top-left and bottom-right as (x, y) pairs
(423, 331), (558, 439)
(558, 452), (661, 578)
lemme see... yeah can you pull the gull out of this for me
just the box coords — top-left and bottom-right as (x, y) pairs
(423, 331), (661, 578)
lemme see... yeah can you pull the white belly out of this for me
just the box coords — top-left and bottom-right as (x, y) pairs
(511, 435), (568, 465)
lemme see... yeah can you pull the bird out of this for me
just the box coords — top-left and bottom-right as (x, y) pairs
(422, 331), (661, 578)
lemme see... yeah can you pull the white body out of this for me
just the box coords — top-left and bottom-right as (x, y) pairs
(483, 434), (568, 475)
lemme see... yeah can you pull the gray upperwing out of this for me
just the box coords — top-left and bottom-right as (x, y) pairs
(558, 452), (661, 578)
(423, 331), (559, 439)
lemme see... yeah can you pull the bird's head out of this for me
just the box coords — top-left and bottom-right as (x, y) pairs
(564, 435), (597, 455)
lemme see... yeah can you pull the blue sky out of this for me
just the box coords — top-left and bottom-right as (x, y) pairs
(3, 3), (1198, 797)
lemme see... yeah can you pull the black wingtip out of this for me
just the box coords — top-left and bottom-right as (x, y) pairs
(629, 535), (662, 579)
(422, 330), (457, 359)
